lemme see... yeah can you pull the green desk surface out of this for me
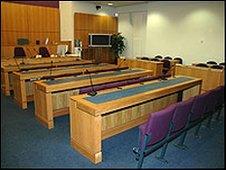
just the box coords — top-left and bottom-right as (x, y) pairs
(85, 77), (193, 104)
(44, 69), (144, 85)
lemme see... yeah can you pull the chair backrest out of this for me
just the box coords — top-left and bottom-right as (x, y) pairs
(150, 58), (160, 62)
(204, 90), (217, 114)
(190, 92), (209, 121)
(14, 47), (26, 58)
(171, 97), (194, 133)
(162, 59), (171, 69)
(140, 104), (176, 146)
(212, 86), (225, 107)
(219, 62), (225, 66)
(173, 57), (183, 64)
(195, 63), (209, 68)
(140, 57), (150, 61)
(164, 56), (172, 60)
(39, 47), (50, 57)
(206, 61), (217, 65)
(154, 55), (162, 59)
(210, 65), (223, 70)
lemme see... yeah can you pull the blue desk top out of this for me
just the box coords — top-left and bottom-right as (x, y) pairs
(85, 77), (193, 104)
(44, 69), (144, 85)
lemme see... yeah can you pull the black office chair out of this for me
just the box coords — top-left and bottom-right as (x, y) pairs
(164, 56), (172, 60)
(195, 63), (209, 68)
(39, 47), (50, 57)
(14, 47), (26, 58)
(140, 57), (150, 60)
(206, 61), (217, 65)
(219, 62), (225, 66)
(150, 58), (160, 62)
(173, 57), (183, 64)
(154, 55), (163, 59)
(210, 65), (223, 70)
(160, 59), (171, 80)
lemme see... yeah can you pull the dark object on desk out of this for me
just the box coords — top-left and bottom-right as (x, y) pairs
(14, 47), (26, 58)
(210, 65), (223, 70)
(150, 58), (160, 62)
(65, 51), (71, 54)
(173, 57), (183, 64)
(206, 61), (217, 65)
(164, 56), (172, 60)
(154, 55), (162, 59)
(39, 47), (50, 57)
(195, 63), (208, 68)
(36, 40), (40, 45)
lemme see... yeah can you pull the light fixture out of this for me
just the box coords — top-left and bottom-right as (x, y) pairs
(114, 13), (118, 17)
(108, 2), (113, 6)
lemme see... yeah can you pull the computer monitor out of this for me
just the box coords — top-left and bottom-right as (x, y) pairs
(57, 45), (68, 56)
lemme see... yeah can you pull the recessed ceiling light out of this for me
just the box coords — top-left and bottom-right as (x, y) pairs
(108, 2), (113, 6)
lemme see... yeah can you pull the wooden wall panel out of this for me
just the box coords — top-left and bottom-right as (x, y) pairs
(1, 2), (29, 32)
(74, 12), (118, 64)
(1, 2), (60, 59)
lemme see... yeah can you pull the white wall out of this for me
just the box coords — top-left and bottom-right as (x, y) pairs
(59, 1), (116, 52)
(117, 1), (225, 64)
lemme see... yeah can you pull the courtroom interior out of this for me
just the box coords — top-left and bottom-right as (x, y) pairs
(1, 1), (224, 168)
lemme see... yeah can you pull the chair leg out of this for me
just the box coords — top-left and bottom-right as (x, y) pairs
(137, 152), (145, 169)
(155, 143), (169, 163)
(174, 131), (189, 150)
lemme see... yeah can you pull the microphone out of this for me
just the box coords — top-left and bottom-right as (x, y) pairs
(46, 61), (55, 81)
(117, 58), (126, 72)
(85, 69), (97, 96)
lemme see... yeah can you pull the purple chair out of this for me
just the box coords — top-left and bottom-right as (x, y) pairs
(133, 104), (176, 168)
(203, 90), (218, 128)
(156, 97), (194, 161)
(213, 86), (225, 120)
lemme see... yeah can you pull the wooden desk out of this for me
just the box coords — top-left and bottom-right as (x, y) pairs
(69, 76), (202, 163)
(1, 58), (92, 96)
(34, 69), (153, 129)
(175, 64), (224, 92)
(12, 64), (128, 109)
(1, 56), (80, 67)
(117, 58), (163, 76)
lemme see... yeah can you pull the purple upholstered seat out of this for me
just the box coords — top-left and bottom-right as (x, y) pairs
(171, 97), (194, 134)
(204, 90), (217, 114)
(214, 86), (224, 108)
(190, 92), (209, 122)
(139, 104), (176, 147)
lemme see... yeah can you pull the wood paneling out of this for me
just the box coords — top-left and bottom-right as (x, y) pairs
(74, 12), (118, 64)
(175, 64), (224, 92)
(1, 1), (60, 58)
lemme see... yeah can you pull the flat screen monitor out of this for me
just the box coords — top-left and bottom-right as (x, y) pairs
(89, 34), (112, 47)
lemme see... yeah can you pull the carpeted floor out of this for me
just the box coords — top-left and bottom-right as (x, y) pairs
(1, 93), (224, 168)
